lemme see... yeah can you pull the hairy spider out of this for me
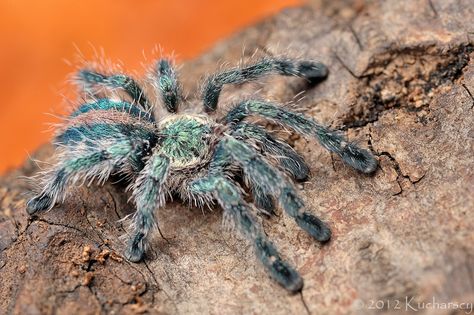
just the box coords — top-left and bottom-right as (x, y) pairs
(27, 57), (377, 292)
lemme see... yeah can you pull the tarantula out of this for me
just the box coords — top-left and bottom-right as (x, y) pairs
(27, 57), (377, 292)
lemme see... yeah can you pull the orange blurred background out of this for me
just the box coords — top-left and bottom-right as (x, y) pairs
(0, 0), (302, 174)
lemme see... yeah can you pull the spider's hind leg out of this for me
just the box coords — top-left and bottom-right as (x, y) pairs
(27, 140), (136, 215)
(152, 59), (182, 113)
(77, 69), (150, 111)
(190, 176), (304, 292)
(125, 151), (170, 262)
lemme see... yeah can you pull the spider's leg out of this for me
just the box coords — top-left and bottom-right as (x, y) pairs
(231, 122), (309, 181)
(224, 100), (378, 173)
(125, 151), (170, 262)
(218, 136), (331, 243)
(30, 109), (158, 215)
(231, 122), (310, 215)
(190, 175), (304, 292)
(202, 58), (328, 112)
(153, 59), (182, 113)
(27, 139), (137, 215)
(56, 108), (159, 179)
(77, 70), (150, 111)
(248, 181), (274, 216)
(69, 99), (154, 123)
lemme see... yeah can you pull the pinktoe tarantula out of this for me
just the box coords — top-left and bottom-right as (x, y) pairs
(27, 57), (377, 292)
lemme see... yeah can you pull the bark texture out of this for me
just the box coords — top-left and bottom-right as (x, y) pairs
(1, 1), (474, 314)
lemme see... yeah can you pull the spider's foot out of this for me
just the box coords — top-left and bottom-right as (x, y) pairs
(124, 245), (145, 263)
(284, 156), (310, 182)
(293, 166), (310, 182)
(295, 212), (331, 242)
(255, 236), (304, 293)
(340, 145), (378, 174)
(26, 194), (53, 215)
(298, 61), (329, 84)
(271, 258), (304, 293)
(124, 233), (146, 262)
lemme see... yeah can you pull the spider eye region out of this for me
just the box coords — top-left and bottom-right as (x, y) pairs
(158, 116), (212, 168)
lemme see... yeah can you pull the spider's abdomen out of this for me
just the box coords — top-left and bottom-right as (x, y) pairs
(158, 115), (213, 169)
(55, 99), (159, 172)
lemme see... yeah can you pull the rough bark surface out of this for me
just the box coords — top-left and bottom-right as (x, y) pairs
(1, 1), (474, 314)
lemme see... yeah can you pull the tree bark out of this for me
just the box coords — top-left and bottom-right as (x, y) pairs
(1, 1), (473, 314)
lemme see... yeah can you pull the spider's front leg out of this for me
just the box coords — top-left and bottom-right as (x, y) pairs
(231, 122), (310, 181)
(232, 122), (310, 215)
(202, 58), (328, 112)
(218, 136), (331, 242)
(224, 100), (378, 173)
(125, 150), (170, 262)
(189, 176), (304, 292)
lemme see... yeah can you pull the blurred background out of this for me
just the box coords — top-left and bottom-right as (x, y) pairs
(0, 0), (302, 174)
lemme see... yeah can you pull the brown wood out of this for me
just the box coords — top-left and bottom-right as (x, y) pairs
(1, 1), (473, 314)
